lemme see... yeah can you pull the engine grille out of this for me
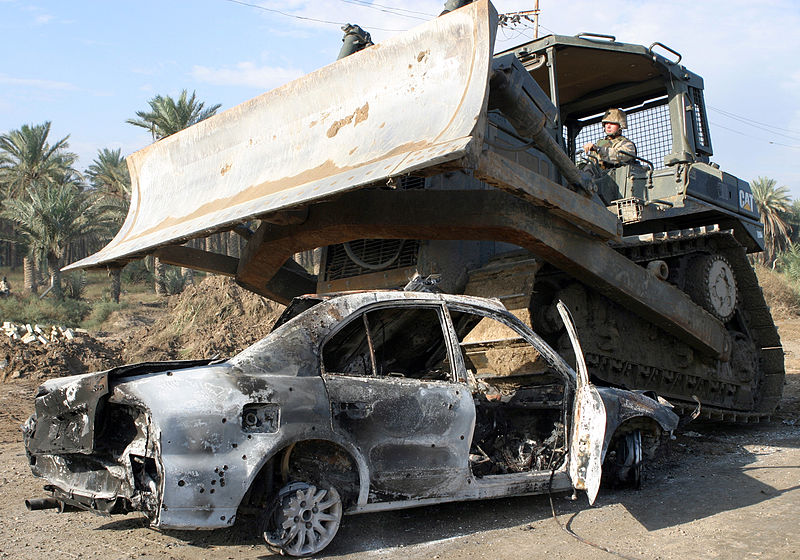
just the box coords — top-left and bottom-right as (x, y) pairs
(324, 239), (420, 281)
(323, 175), (425, 282)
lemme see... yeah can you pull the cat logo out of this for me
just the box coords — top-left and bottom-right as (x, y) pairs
(739, 189), (755, 212)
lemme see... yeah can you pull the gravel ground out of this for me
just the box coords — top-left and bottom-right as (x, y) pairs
(1, 322), (798, 560)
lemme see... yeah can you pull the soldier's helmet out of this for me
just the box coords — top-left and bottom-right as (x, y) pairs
(602, 108), (628, 129)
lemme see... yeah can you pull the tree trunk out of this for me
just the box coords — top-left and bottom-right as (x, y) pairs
(154, 257), (166, 295)
(23, 257), (37, 295)
(182, 267), (194, 286)
(8, 232), (15, 270)
(35, 255), (44, 287)
(47, 253), (63, 299)
(228, 230), (240, 258)
(109, 268), (122, 303)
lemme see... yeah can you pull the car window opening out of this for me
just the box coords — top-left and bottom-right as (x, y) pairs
(449, 309), (568, 476)
(323, 306), (452, 381)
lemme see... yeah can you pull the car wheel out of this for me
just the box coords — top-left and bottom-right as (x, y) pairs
(262, 481), (343, 557)
(606, 429), (642, 489)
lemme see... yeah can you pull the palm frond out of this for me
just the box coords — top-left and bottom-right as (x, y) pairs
(127, 90), (221, 140)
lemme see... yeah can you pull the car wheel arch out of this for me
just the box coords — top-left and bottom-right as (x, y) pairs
(602, 416), (664, 461)
(600, 416), (668, 491)
(240, 435), (369, 513)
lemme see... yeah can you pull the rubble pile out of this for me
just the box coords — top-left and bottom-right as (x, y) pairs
(1, 276), (287, 383)
(0, 323), (123, 383)
(2, 321), (83, 346)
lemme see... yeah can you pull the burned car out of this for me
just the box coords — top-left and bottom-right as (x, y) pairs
(23, 291), (678, 556)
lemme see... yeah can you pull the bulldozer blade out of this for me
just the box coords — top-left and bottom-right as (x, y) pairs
(64, 0), (498, 271)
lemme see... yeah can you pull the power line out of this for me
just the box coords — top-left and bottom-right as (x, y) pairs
(708, 105), (800, 140)
(710, 121), (800, 149)
(225, 0), (342, 26)
(338, 0), (435, 19)
(224, 0), (409, 32)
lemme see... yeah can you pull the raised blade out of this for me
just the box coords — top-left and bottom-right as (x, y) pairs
(65, 1), (497, 271)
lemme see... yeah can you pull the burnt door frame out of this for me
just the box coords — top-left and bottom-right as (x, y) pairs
(321, 302), (474, 500)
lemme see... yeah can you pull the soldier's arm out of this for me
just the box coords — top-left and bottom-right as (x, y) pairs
(599, 138), (636, 164)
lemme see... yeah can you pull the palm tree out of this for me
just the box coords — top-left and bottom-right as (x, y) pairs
(128, 90), (221, 294)
(0, 122), (76, 292)
(87, 148), (130, 198)
(127, 90), (221, 141)
(87, 148), (132, 302)
(751, 176), (792, 266)
(782, 198), (800, 246)
(1, 181), (117, 299)
(0, 122), (75, 197)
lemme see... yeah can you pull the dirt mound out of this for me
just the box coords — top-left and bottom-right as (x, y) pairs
(122, 276), (285, 363)
(0, 276), (286, 383)
(755, 265), (800, 319)
(0, 334), (123, 383)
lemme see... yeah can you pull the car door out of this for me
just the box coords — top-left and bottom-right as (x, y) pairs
(444, 299), (605, 503)
(557, 301), (606, 505)
(321, 303), (474, 499)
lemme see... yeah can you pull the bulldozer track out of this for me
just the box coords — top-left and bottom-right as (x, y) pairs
(529, 227), (783, 424)
(615, 228), (783, 422)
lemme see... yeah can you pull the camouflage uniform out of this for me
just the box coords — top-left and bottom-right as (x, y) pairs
(595, 134), (636, 166)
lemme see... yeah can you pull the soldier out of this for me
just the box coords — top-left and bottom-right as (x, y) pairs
(583, 108), (636, 166)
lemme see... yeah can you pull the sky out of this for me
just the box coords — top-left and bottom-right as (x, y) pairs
(2, 0), (799, 196)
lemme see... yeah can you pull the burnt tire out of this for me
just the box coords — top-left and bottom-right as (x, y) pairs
(603, 430), (643, 489)
(262, 481), (343, 557)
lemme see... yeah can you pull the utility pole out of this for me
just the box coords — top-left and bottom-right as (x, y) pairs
(498, 3), (541, 38)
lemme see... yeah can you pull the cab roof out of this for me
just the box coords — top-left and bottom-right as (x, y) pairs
(498, 34), (704, 119)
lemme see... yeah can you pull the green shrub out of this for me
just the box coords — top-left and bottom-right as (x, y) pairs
(777, 244), (800, 284)
(64, 271), (88, 300)
(82, 300), (126, 330)
(163, 266), (187, 295)
(0, 295), (91, 326)
(121, 259), (152, 285)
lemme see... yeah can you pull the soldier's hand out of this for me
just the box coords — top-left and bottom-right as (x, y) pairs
(583, 142), (596, 153)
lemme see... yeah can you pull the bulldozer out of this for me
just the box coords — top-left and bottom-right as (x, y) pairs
(66, 0), (783, 422)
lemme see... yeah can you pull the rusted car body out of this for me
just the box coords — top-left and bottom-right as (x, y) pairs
(24, 292), (677, 556)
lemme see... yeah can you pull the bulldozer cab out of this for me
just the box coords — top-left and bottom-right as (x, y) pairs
(508, 33), (711, 168)
(500, 33), (762, 249)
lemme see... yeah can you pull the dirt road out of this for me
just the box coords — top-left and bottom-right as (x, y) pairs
(1, 330), (798, 560)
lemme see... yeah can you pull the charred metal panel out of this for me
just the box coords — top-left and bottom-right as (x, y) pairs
(106, 364), (334, 529)
(25, 372), (109, 455)
(26, 402), (160, 519)
(568, 384), (605, 505)
(353, 469), (574, 514)
(596, 387), (679, 457)
(324, 375), (474, 499)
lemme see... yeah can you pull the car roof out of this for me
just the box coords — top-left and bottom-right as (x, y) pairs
(272, 290), (508, 331)
(301, 290), (506, 311)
